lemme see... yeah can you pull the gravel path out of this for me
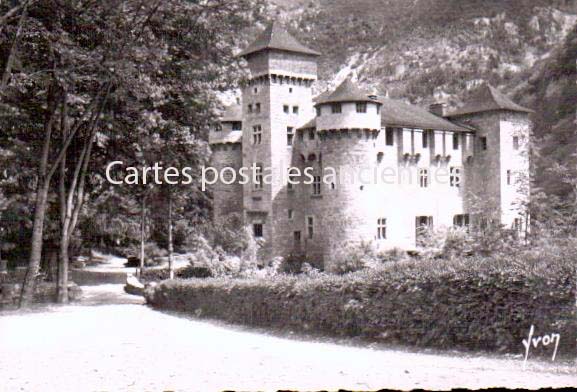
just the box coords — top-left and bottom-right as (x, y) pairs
(0, 285), (575, 391)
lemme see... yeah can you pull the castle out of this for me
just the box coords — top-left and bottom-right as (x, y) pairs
(209, 22), (532, 271)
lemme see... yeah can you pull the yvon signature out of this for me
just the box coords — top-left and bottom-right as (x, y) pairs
(522, 325), (560, 369)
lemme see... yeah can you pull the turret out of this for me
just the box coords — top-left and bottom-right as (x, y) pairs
(308, 79), (382, 270)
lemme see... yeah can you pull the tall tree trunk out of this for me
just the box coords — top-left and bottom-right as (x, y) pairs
(139, 195), (146, 275)
(19, 183), (50, 307)
(19, 85), (59, 308)
(168, 191), (174, 279)
(57, 94), (70, 303)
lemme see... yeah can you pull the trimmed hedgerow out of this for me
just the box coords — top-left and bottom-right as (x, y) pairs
(146, 253), (576, 356)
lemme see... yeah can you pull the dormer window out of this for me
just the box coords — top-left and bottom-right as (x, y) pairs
(232, 122), (242, 131)
(422, 131), (429, 148)
(385, 128), (395, 146)
(331, 103), (342, 114)
(356, 102), (367, 113)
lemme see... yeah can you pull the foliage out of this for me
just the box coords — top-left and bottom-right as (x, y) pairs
(147, 242), (576, 356)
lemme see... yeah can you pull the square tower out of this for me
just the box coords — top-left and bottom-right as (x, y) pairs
(447, 84), (533, 234)
(238, 22), (320, 261)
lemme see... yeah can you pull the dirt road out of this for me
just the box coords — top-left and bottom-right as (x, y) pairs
(0, 285), (574, 391)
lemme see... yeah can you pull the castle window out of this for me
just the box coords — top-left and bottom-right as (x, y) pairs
(331, 103), (342, 114)
(480, 136), (487, 151)
(293, 231), (301, 245)
(385, 128), (395, 146)
(453, 214), (470, 228)
(356, 102), (367, 113)
(316, 107), (321, 116)
(419, 168), (429, 188)
(308, 153), (316, 161)
(507, 170), (512, 185)
(377, 152), (384, 163)
(253, 87), (258, 94)
(377, 218), (387, 240)
(287, 168), (298, 190)
(252, 125), (262, 145)
(232, 122), (242, 131)
(416, 216), (433, 245)
(271, 75), (277, 83)
(289, 87), (293, 93)
(283, 105), (289, 114)
(293, 106), (299, 114)
(450, 167), (461, 187)
(309, 130), (315, 140)
(253, 223), (263, 238)
(288, 210), (294, 220)
(331, 182), (336, 190)
(513, 136), (519, 150)
(287, 127), (294, 146)
(422, 131), (429, 148)
(453, 133), (459, 150)
(248, 104), (253, 113)
(377, 105), (381, 115)
(254, 164), (263, 190)
(312, 176), (321, 195)
(255, 103), (261, 114)
(307, 216), (314, 239)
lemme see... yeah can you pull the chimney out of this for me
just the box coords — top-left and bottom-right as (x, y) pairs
(429, 103), (446, 117)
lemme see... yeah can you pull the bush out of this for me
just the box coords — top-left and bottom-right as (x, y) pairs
(147, 247), (576, 357)
(330, 241), (379, 274)
(120, 241), (167, 267)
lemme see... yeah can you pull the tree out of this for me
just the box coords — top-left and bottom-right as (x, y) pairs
(0, 0), (266, 305)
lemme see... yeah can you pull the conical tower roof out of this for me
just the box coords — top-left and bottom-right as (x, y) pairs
(238, 21), (320, 57)
(315, 78), (382, 105)
(448, 84), (533, 117)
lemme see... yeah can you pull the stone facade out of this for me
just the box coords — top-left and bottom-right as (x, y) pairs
(208, 23), (532, 270)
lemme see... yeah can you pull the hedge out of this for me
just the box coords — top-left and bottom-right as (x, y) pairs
(146, 254), (576, 356)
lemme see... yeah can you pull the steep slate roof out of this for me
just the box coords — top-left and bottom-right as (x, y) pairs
(447, 84), (534, 117)
(219, 104), (242, 123)
(315, 78), (381, 105)
(381, 98), (472, 132)
(238, 22), (321, 57)
(299, 97), (472, 132)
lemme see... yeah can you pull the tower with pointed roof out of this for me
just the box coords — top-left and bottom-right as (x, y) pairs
(210, 23), (532, 270)
(447, 84), (533, 232)
(238, 22), (320, 261)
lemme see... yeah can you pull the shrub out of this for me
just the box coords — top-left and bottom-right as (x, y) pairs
(330, 241), (379, 274)
(147, 248), (576, 357)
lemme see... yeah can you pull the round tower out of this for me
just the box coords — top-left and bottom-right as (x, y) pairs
(313, 79), (382, 271)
